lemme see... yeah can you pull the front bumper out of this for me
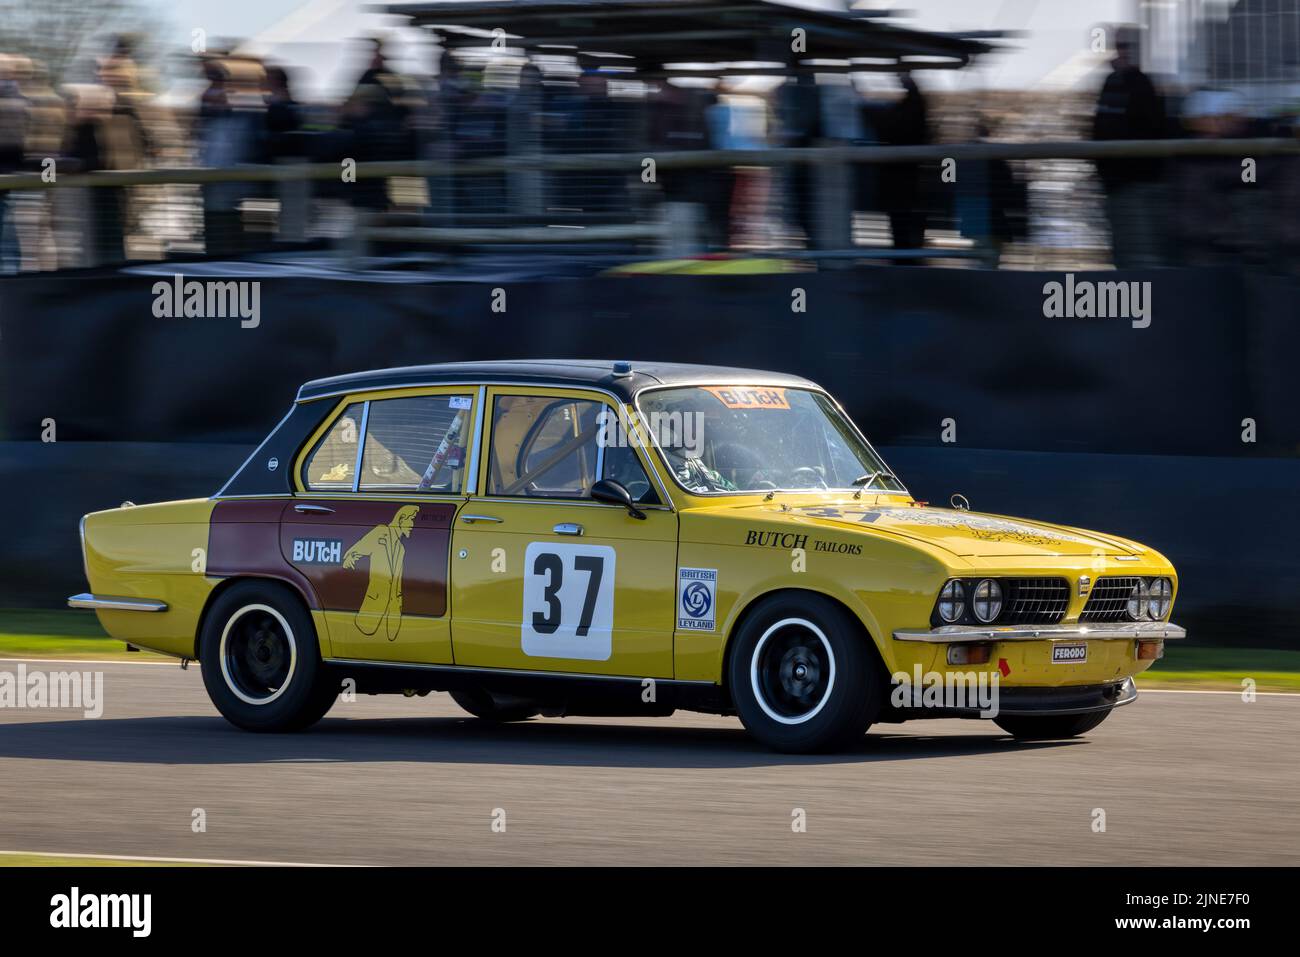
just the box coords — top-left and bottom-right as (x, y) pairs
(893, 621), (1185, 643)
(885, 677), (1139, 721)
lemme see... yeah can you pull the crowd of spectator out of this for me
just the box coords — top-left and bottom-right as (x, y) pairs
(0, 29), (1298, 272)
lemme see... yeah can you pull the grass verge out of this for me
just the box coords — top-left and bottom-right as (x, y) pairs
(0, 608), (168, 660)
(1138, 645), (1300, 692)
(0, 852), (208, 867)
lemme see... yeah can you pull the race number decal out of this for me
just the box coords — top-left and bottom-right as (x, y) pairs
(521, 542), (616, 660)
(678, 567), (717, 631)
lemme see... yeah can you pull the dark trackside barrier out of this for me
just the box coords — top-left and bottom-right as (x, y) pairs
(0, 440), (1294, 645)
(0, 265), (1296, 642)
(0, 265), (1295, 456)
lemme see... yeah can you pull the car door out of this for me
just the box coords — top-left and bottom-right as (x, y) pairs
(450, 387), (678, 678)
(283, 387), (482, 664)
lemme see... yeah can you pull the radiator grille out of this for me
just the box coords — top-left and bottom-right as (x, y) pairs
(1001, 577), (1070, 624)
(1080, 576), (1142, 622)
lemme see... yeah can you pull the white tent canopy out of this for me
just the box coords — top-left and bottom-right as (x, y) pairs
(235, 0), (436, 101)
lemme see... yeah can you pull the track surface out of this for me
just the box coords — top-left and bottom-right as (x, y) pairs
(1, 660), (1296, 866)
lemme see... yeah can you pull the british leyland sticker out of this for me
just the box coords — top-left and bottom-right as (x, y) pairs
(678, 568), (717, 631)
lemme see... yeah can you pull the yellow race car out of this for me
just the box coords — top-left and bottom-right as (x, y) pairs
(69, 360), (1183, 752)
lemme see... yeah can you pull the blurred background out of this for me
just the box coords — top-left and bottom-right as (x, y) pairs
(0, 0), (1297, 655)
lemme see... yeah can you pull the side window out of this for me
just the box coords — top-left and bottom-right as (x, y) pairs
(489, 395), (601, 498)
(303, 402), (364, 491)
(600, 442), (658, 504)
(359, 394), (474, 493)
(487, 394), (657, 502)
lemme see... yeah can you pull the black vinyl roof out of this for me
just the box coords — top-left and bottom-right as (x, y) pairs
(380, 0), (991, 71)
(296, 359), (820, 403)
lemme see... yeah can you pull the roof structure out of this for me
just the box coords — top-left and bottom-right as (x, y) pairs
(379, 0), (994, 74)
(296, 359), (819, 402)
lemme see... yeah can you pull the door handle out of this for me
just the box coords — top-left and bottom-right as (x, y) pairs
(460, 514), (503, 524)
(294, 504), (335, 515)
(553, 523), (583, 536)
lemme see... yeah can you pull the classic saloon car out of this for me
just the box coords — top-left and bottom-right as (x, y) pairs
(70, 361), (1183, 752)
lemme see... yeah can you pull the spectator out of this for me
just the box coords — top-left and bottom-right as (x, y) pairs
(61, 83), (122, 266)
(1172, 89), (1268, 268)
(341, 37), (418, 213)
(195, 59), (265, 256)
(955, 119), (1029, 267)
(0, 54), (29, 273)
(775, 73), (822, 244)
(17, 59), (64, 271)
(263, 65), (303, 162)
(878, 69), (929, 257)
(1091, 25), (1166, 268)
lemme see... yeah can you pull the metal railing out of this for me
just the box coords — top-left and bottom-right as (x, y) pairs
(1, 137), (1296, 271)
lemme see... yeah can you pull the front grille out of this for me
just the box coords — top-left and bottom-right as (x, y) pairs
(1080, 576), (1142, 622)
(1001, 577), (1070, 624)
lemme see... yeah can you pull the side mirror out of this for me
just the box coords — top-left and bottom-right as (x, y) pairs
(590, 478), (646, 520)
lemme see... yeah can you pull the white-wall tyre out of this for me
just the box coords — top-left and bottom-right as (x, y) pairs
(728, 593), (882, 753)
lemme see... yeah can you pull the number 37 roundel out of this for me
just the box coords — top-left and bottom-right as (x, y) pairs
(521, 542), (617, 661)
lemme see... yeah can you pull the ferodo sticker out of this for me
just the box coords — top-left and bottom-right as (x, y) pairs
(678, 568), (717, 631)
(1051, 642), (1087, 664)
(705, 386), (790, 410)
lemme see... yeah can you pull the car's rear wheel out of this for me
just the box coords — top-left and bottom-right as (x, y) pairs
(994, 708), (1112, 740)
(449, 689), (539, 723)
(199, 581), (338, 732)
(727, 593), (883, 753)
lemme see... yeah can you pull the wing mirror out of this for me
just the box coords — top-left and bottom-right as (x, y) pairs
(590, 479), (646, 520)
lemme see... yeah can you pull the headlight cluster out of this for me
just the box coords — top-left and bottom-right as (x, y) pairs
(935, 578), (1004, 625)
(1133, 577), (1173, 621)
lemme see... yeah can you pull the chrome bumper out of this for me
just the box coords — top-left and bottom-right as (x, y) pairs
(893, 621), (1186, 644)
(68, 593), (168, 613)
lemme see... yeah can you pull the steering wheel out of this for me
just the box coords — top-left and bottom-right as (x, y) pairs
(711, 442), (769, 487)
(788, 467), (828, 489)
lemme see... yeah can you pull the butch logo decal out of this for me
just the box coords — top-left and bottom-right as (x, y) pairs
(705, 386), (789, 410)
(292, 538), (343, 564)
(678, 568), (717, 631)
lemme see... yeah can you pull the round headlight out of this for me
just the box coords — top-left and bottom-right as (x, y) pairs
(1147, 577), (1172, 620)
(938, 580), (965, 623)
(1126, 579), (1150, 620)
(972, 579), (1003, 623)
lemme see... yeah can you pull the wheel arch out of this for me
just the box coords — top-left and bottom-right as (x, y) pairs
(193, 575), (322, 659)
(719, 586), (889, 703)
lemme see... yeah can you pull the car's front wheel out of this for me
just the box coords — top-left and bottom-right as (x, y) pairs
(994, 708), (1112, 740)
(728, 593), (883, 753)
(199, 581), (338, 732)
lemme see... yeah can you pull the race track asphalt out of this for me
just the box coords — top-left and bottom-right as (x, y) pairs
(0, 659), (1296, 866)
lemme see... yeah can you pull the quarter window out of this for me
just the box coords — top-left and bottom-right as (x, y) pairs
(303, 402), (364, 491)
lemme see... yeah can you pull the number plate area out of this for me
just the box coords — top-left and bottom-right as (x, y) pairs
(521, 542), (617, 661)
